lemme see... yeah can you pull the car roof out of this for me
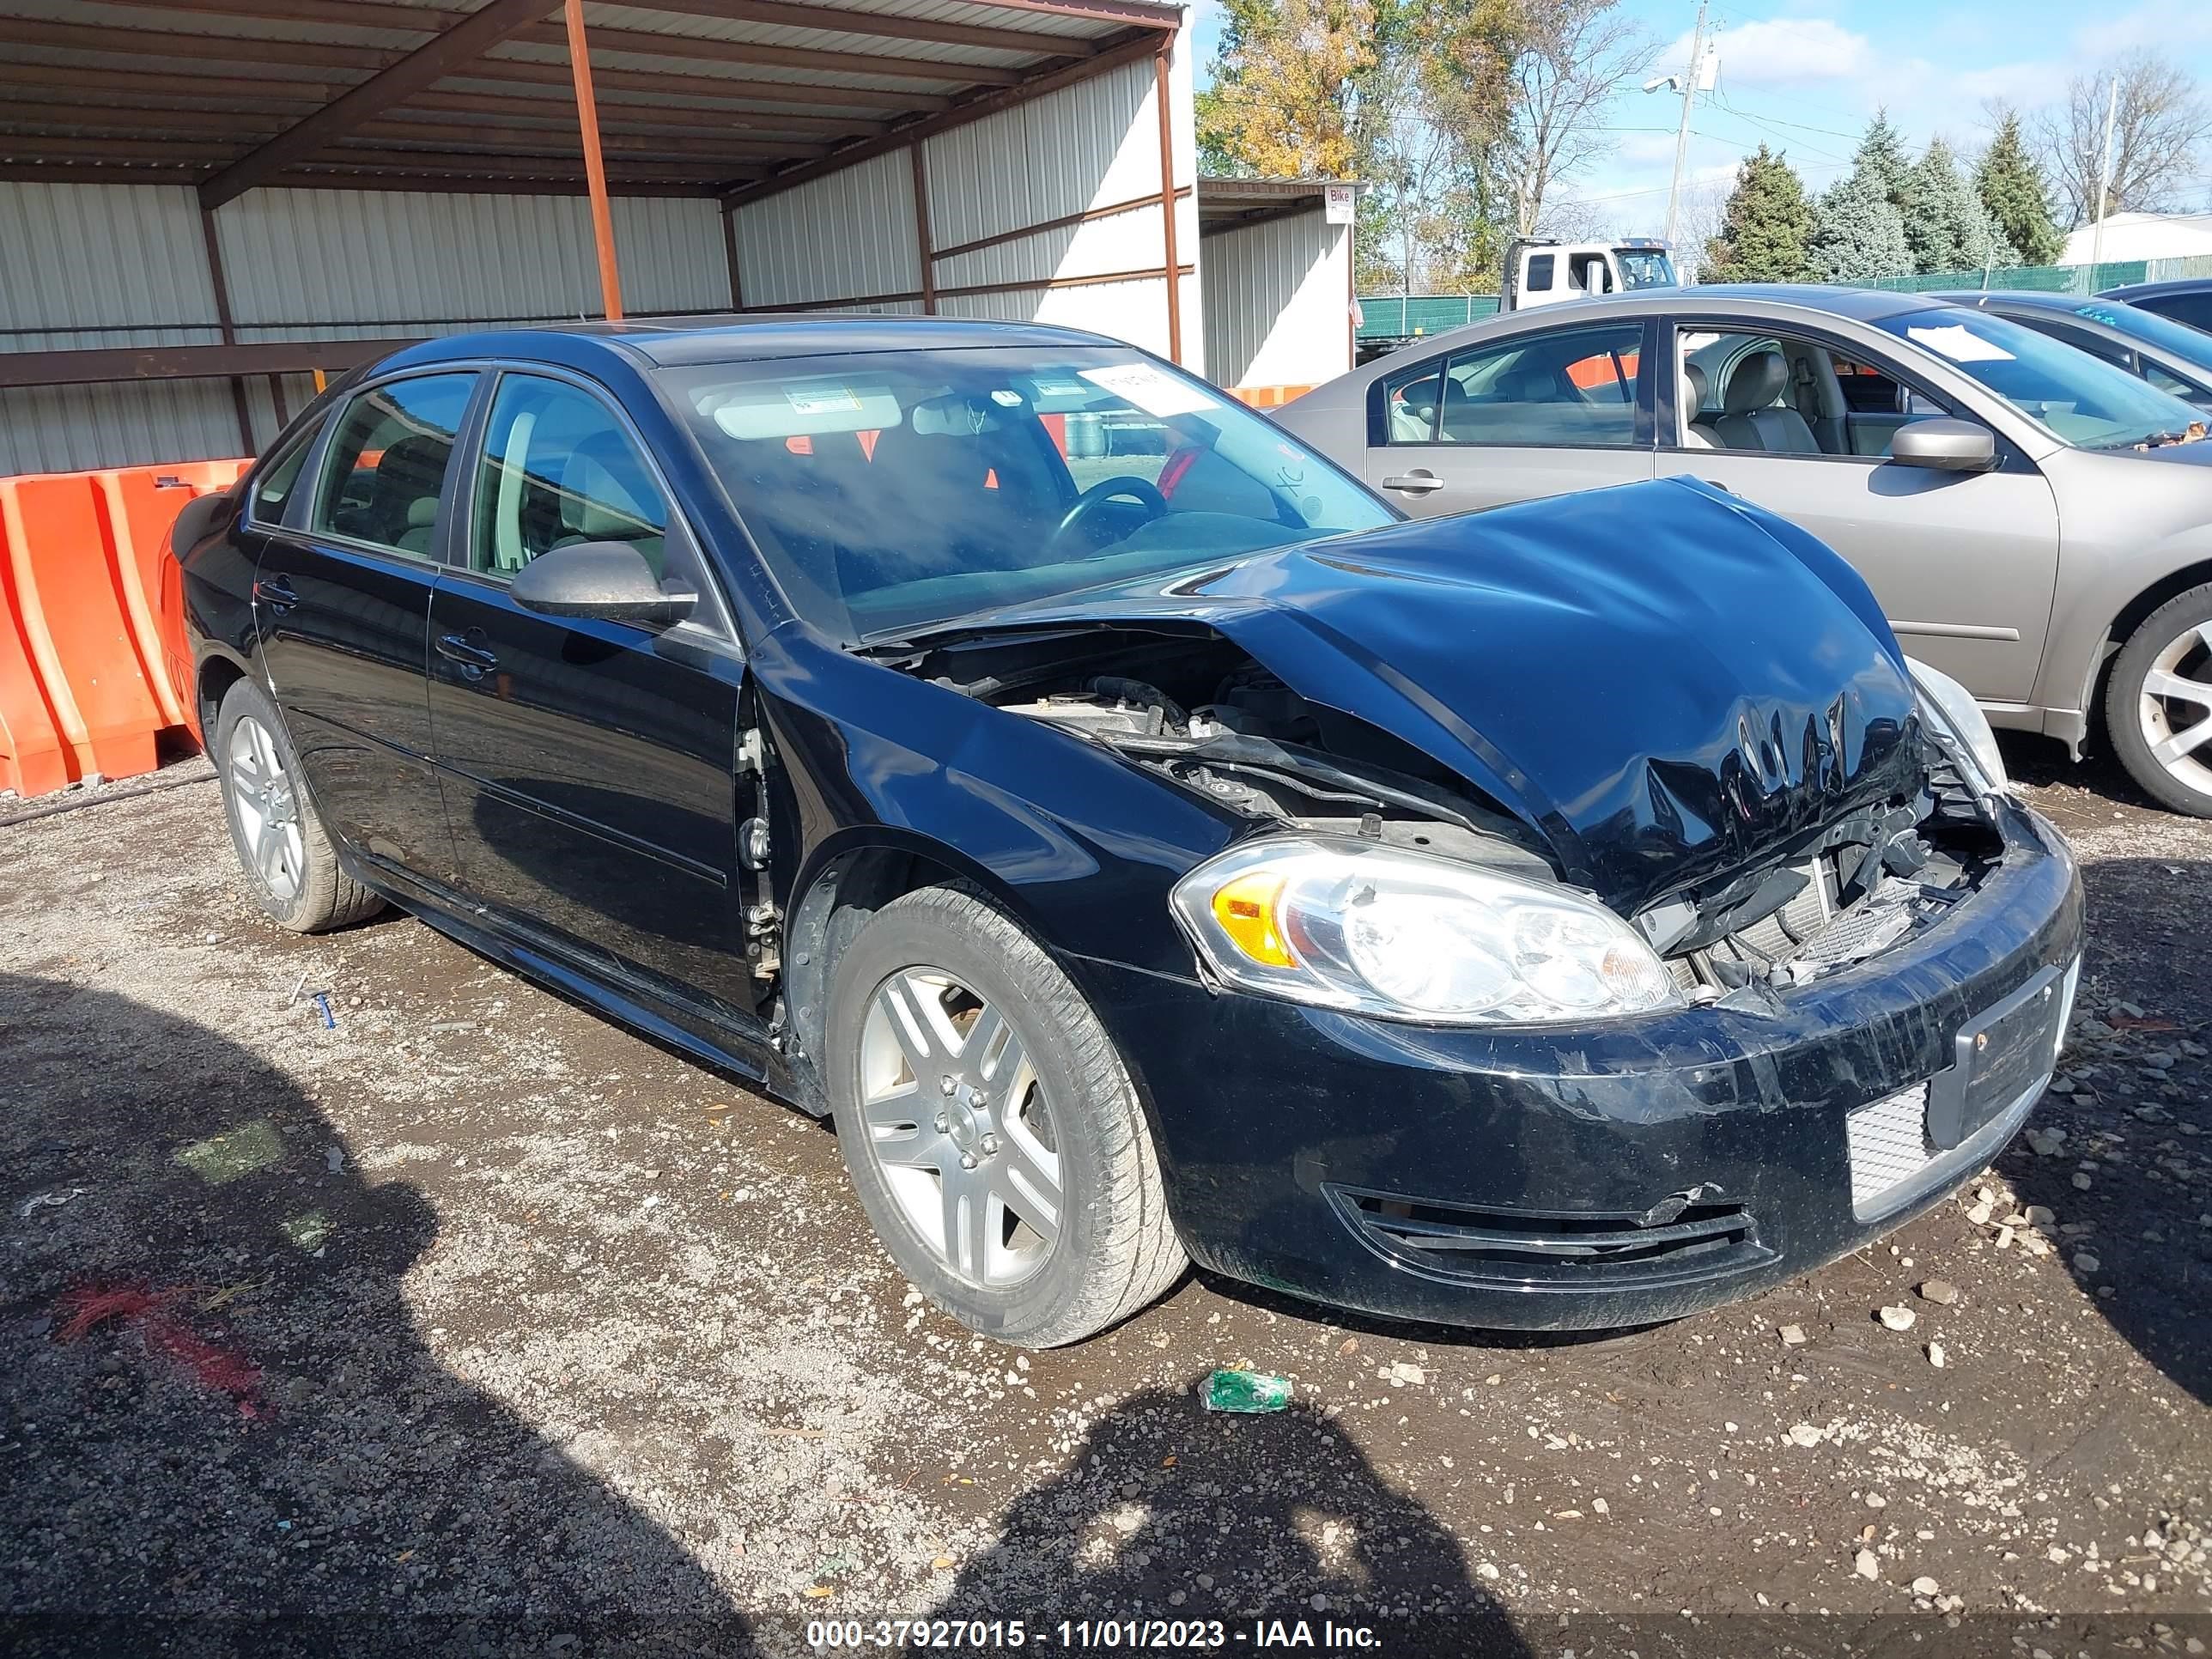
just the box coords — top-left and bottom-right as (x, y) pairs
(372, 314), (1119, 378)
(2101, 278), (2212, 301)
(1935, 289), (2091, 313)
(1349, 285), (1958, 370)
(1662, 283), (1948, 319)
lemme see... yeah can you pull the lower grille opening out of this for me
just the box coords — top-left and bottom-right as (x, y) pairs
(1328, 1185), (1772, 1289)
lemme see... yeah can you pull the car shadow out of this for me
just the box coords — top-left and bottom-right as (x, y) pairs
(924, 1381), (1531, 1654)
(1994, 854), (2212, 1406)
(0, 970), (748, 1653)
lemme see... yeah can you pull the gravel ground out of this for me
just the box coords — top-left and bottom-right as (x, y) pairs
(2, 738), (2208, 1657)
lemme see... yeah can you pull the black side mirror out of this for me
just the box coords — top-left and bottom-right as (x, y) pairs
(1889, 417), (1997, 473)
(509, 541), (696, 627)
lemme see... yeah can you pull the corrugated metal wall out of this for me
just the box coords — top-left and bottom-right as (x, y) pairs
(1, 181), (732, 474)
(1202, 210), (1350, 389)
(726, 40), (1202, 364)
(216, 188), (729, 334)
(4, 33), (1261, 473)
(0, 182), (237, 475)
(732, 149), (923, 309)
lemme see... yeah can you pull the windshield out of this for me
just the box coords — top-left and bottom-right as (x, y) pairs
(1616, 250), (1677, 290)
(1875, 306), (2203, 448)
(658, 346), (1394, 641)
(2071, 299), (2212, 374)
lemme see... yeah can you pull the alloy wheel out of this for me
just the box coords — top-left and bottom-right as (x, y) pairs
(228, 714), (305, 904)
(2136, 621), (2212, 799)
(856, 967), (1062, 1290)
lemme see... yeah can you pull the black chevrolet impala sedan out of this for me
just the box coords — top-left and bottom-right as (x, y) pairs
(174, 318), (2082, 1346)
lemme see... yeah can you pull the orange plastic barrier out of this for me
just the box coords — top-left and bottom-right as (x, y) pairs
(0, 458), (247, 798)
(1226, 385), (1317, 410)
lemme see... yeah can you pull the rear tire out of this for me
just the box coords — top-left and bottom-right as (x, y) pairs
(2106, 584), (2212, 817)
(214, 677), (385, 933)
(825, 884), (1185, 1347)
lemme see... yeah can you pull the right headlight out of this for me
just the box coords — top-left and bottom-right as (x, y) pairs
(1907, 657), (2008, 795)
(1168, 836), (1681, 1025)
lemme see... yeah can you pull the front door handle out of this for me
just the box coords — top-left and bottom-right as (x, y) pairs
(254, 574), (300, 615)
(1381, 470), (1444, 495)
(435, 630), (498, 682)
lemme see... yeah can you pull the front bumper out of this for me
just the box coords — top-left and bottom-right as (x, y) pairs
(1078, 801), (2083, 1330)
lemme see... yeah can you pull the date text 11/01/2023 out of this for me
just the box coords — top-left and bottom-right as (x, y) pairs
(805, 1619), (1386, 1649)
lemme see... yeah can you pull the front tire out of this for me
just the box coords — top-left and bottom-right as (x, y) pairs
(214, 677), (385, 932)
(826, 884), (1186, 1347)
(2106, 583), (2212, 817)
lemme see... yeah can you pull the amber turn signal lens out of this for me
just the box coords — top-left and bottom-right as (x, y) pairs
(1211, 872), (1295, 967)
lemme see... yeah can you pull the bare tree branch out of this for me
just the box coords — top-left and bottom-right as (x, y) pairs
(2033, 50), (2212, 228)
(1498, 0), (1656, 237)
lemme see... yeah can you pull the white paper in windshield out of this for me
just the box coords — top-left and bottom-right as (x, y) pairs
(1905, 324), (2016, 365)
(1078, 362), (1219, 417)
(785, 384), (865, 416)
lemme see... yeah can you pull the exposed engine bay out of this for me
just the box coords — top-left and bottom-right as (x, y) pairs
(881, 620), (2014, 1006)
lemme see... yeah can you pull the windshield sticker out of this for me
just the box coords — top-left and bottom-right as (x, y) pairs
(785, 383), (866, 416)
(1031, 378), (1090, 398)
(1079, 363), (1219, 417)
(1905, 325), (2016, 365)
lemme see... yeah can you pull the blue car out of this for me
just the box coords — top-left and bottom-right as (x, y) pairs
(174, 319), (2082, 1346)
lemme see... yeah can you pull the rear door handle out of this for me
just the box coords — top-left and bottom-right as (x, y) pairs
(1381, 470), (1443, 495)
(435, 630), (498, 681)
(254, 574), (300, 615)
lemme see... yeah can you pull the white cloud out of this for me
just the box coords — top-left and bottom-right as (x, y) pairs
(1659, 18), (1877, 88)
(1948, 59), (2070, 111)
(2076, 4), (2212, 58)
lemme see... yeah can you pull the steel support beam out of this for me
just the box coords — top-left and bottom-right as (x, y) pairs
(564, 0), (624, 321)
(1152, 39), (1181, 364)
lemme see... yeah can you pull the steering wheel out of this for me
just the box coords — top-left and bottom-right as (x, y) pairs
(1049, 475), (1169, 554)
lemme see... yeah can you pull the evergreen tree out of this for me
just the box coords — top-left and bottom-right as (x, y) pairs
(1904, 139), (1989, 275)
(1854, 109), (1913, 211)
(1974, 111), (2064, 265)
(1807, 167), (1911, 283)
(1701, 146), (1814, 283)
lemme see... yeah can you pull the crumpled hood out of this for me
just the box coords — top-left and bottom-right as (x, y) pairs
(956, 477), (1924, 909)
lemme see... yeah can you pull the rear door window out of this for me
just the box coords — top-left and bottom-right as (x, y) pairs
(310, 374), (477, 561)
(2142, 294), (2212, 332)
(1428, 324), (1643, 447)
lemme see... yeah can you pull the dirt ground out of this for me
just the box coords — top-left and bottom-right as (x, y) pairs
(3, 736), (2208, 1658)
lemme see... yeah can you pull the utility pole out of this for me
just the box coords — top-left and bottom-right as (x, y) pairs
(2088, 73), (2120, 280)
(1662, 0), (1707, 248)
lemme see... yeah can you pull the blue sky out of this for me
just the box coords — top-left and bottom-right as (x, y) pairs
(1189, 0), (2212, 239)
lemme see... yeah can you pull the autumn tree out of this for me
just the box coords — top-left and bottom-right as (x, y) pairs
(1975, 108), (2063, 264)
(1197, 0), (1380, 179)
(1701, 145), (1814, 283)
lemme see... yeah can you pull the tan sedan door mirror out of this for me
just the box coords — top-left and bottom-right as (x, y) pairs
(1890, 418), (1997, 473)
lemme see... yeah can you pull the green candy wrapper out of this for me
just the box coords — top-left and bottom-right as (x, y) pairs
(1202, 1368), (1291, 1413)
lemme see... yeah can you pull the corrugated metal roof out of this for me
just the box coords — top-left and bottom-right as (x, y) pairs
(489, 40), (981, 95)
(576, 3), (1056, 67)
(20, 0), (433, 52)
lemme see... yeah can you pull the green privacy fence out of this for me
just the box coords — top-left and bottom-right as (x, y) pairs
(1355, 253), (2212, 340)
(1355, 294), (1501, 339)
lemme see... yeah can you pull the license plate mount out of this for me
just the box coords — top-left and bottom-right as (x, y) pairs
(1925, 964), (2066, 1152)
